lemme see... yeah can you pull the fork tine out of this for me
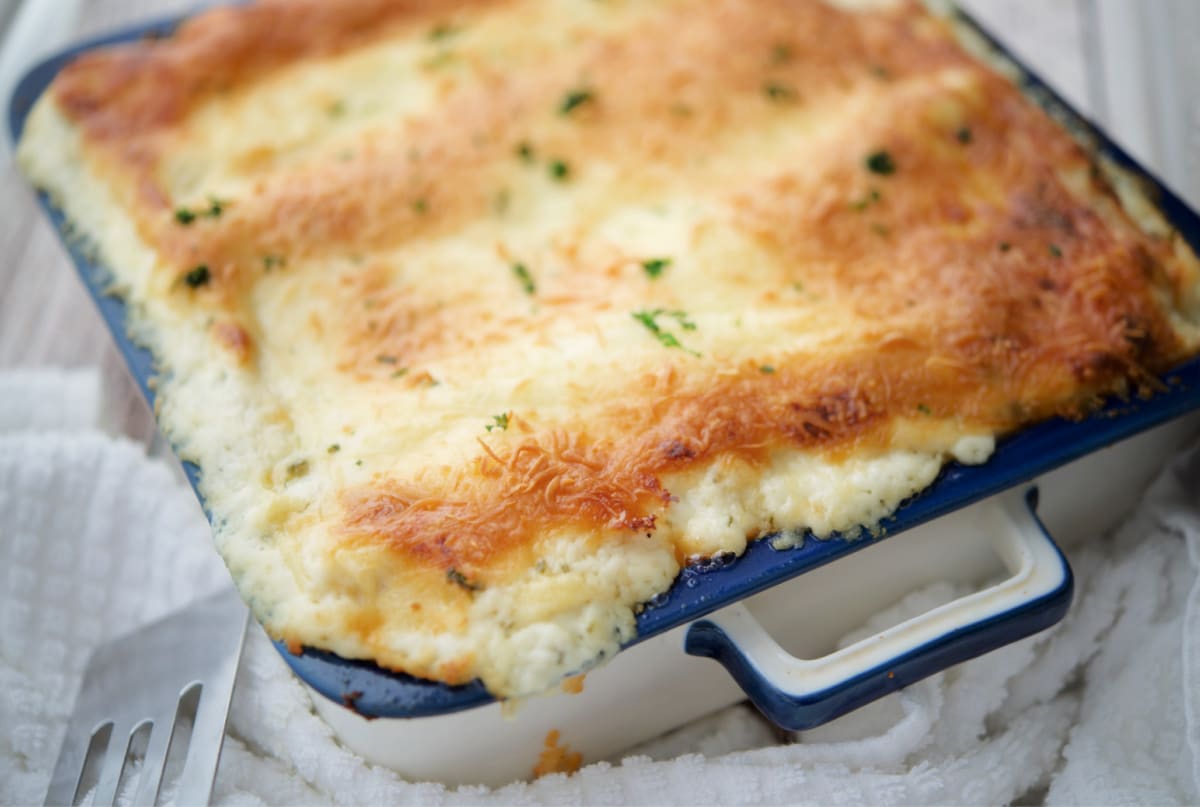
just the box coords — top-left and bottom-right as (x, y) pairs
(88, 722), (131, 807)
(172, 605), (249, 803)
(45, 588), (249, 807)
(132, 714), (174, 807)
(45, 718), (105, 807)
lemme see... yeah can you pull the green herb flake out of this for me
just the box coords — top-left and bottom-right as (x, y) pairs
(641, 257), (672, 279)
(956, 126), (972, 144)
(493, 188), (511, 215)
(1048, 243), (1063, 258)
(764, 82), (797, 103)
(511, 262), (536, 295)
(870, 64), (890, 79)
(486, 412), (510, 432)
(760, 365), (776, 374)
(206, 198), (226, 218)
(549, 159), (570, 181)
(327, 444), (341, 454)
(262, 254), (286, 271)
(516, 141), (535, 163)
(327, 99), (346, 118)
(355, 459), (364, 467)
(377, 354), (399, 365)
(184, 265), (210, 288)
(851, 188), (881, 211)
(870, 222), (890, 237)
(286, 459), (309, 480)
(429, 23), (460, 41)
(413, 198), (428, 215)
(559, 88), (594, 116)
(391, 368), (409, 379)
(174, 208), (196, 225)
(631, 309), (700, 356)
(446, 568), (482, 592)
(771, 43), (792, 64)
(866, 150), (896, 175)
(917, 403), (932, 415)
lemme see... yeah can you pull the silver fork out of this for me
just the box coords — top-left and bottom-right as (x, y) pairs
(45, 586), (250, 806)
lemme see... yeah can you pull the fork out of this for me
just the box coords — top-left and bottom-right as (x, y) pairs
(44, 586), (250, 806)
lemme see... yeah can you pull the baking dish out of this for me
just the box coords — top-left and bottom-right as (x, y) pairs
(10, 3), (1200, 786)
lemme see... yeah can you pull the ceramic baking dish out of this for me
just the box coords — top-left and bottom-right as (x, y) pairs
(10, 3), (1200, 787)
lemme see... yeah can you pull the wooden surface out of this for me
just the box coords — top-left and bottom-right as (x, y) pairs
(0, 0), (1089, 447)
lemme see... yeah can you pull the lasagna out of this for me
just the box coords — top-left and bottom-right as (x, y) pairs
(18, 0), (1200, 699)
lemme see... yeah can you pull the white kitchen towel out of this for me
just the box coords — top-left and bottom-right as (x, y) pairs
(2, 367), (1199, 806)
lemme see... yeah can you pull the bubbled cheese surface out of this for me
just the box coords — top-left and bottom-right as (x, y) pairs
(18, 0), (1200, 697)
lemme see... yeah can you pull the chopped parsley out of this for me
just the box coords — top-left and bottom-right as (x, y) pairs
(493, 189), (511, 215)
(285, 459), (309, 480)
(851, 188), (881, 211)
(549, 159), (571, 181)
(486, 412), (510, 432)
(1048, 243), (1063, 258)
(760, 365), (776, 374)
(262, 254), (286, 270)
(391, 368), (409, 379)
(173, 198), (227, 225)
(511, 262), (536, 295)
(429, 23), (460, 41)
(870, 64), (890, 79)
(327, 444), (341, 454)
(376, 354), (399, 365)
(870, 222), (890, 237)
(413, 198), (428, 215)
(355, 459), (364, 467)
(559, 88), (594, 116)
(327, 99), (346, 118)
(764, 82), (797, 102)
(641, 257), (672, 278)
(917, 404), (932, 415)
(184, 265), (210, 288)
(771, 43), (792, 64)
(632, 309), (700, 356)
(956, 126), (973, 144)
(446, 568), (482, 592)
(866, 150), (896, 175)
(516, 141), (535, 163)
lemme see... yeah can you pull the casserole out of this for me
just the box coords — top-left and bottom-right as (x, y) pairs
(11, 0), (1200, 785)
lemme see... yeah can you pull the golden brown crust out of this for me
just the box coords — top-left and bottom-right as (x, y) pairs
(54, 0), (1190, 559)
(30, 0), (1200, 691)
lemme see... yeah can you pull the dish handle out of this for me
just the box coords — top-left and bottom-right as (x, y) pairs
(683, 487), (1072, 731)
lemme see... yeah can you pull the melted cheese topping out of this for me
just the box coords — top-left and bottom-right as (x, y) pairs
(18, 0), (1200, 698)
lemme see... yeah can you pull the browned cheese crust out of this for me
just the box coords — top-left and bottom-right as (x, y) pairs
(27, 0), (1200, 690)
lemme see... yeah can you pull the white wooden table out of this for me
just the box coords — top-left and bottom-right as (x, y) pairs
(0, 0), (1193, 447)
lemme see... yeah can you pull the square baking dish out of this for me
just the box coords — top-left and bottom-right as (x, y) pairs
(10, 1), (1200, 785)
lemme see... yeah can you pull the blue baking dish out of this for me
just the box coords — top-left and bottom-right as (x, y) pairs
(9, 4), (1200, 732)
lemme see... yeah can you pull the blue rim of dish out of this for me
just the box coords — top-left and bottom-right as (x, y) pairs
(683, 487), (1073, 731)
(9, 7), (1200, 720)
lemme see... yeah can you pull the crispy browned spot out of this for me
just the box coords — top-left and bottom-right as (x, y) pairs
(212, 320), (254, 365)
